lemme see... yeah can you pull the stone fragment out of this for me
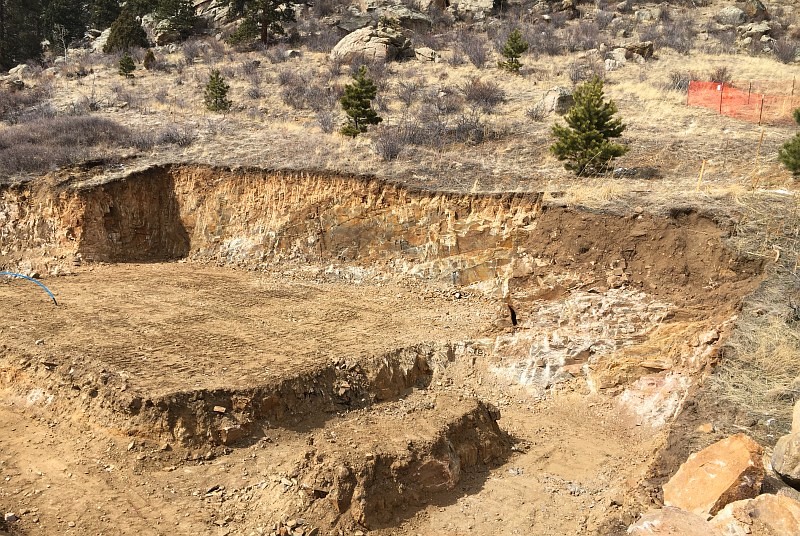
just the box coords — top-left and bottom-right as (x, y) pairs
(627, 507), (723, 535)
(771, 431), (800, 487)
(213, 405), (226, 413)
(663, 433), (764, 517)
(710, 493), (800, 535)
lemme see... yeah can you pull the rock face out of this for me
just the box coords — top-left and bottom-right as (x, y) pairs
(772, 432), (800, 487)
(662, 434), (765, 517)
(717, 6), (747, 26)
(330, 22), (414, 63)
(627, 507), (724, 535)
(710, 494), (800, 535)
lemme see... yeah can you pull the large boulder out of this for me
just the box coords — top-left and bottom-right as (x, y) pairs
(627, 507), (724, 535)
(663, 434), (765, 517)
(717, 6), (746, 26)
(710, 494), (800, 535)
(330, 22), (414, 63)
(772, 432), (800, 487)
(743, 0), (769, 22)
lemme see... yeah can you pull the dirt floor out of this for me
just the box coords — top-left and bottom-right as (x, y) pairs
(0, 262), (669, 536)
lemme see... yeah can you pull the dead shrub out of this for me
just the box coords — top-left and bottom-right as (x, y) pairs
(564, 21), (601, 52)
(665, 70), (693, 91)
(773, 38), (798, 64)
(372, 125), (408, 161)
(460, 77), (505, 113)
(0, 83), (52, 124)
(396, 79), (424, 107)
(455, 30), (489, 68)
(708, 66), (732, 84)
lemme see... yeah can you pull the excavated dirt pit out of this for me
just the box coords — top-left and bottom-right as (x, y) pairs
(0, 165), (764, 535)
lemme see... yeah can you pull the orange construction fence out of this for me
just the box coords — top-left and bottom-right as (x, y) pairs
(687, 80), (800, 125)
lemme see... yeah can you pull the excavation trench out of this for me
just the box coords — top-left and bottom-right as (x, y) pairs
(0, 165), (764, 533)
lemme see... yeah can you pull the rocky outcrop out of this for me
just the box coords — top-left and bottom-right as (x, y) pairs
(710, 494), (800, 535)
(662, 434), (765, 517)
(627, 507), (723, 535)
(330, 22), (414, 63)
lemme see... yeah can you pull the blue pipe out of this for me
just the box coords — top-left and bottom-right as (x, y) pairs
(0, 271), (58, 305)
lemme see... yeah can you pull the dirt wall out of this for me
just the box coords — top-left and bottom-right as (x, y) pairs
(0, 164), (761, 308)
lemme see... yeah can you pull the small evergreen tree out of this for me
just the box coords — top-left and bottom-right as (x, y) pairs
(155, 0), (197, 40)
(90, 0), (121, 30)
(219, 0), (296, 44)
(498, 28), (528, 73)
(339, 66), (382, 138)
(204, 69), (232, 112)
(779, 108), (800, 177)
(104, 9), (149, 53)
(118, 51), (136, 77)
(550, 76), (628, 176)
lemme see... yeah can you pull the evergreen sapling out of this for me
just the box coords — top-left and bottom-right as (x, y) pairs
(339, 66), (382, 138)
(550, 76), (628, 176)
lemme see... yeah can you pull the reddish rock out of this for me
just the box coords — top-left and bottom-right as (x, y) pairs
(627, 507), (723, 535)
(662, 433), (764, 517)
(710, 493), (800, 535)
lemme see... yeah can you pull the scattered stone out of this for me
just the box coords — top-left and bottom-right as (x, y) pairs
(624, 41), (654, 59)
(414, 47), (439, 62)
(3, 513), (17, 523)
(284, 49), (302, 59)
(771, 431), (800, 487)
(717, 6), (747, 26)
(213, 406), (227, 414)
(710, 493), (800, 535)
(663, 433), (764, 517)
(627, 507), (723, 535)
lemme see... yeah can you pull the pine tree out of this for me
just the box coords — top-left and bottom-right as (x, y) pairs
(498, 28), (528, 73)
(43, 0), (88, 52)
(90, 0), (121, 30)
(779, 108), (800, 177)
(104, 9), (149, 52)
(219, 0), (295, 44)
(0, 0), (46, 69)
(339, 66), (382, 138)
(118, 51), (135, 77)
(204, 69), (232, 112)
(155, 0), (197, 39)
(550, 76), (628, 176)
